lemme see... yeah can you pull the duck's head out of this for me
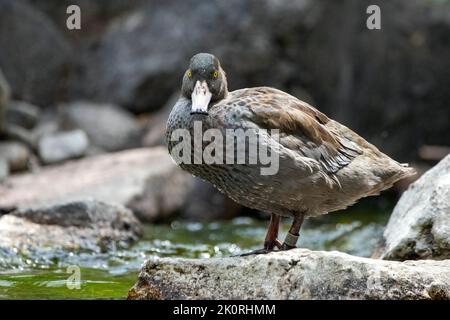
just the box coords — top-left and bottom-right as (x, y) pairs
(181, 53), (228, 115)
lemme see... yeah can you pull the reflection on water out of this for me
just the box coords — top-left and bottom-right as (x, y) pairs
(0, 207), (390, 299)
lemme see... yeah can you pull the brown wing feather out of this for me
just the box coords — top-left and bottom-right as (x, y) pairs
(234, 87), (362, 174)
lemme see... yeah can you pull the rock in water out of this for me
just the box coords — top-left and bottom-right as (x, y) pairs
(128, 249), (450, 300)
(38, 129), (89, 164)
(0, 200), (142, 252)
(379, 155), (450, 260)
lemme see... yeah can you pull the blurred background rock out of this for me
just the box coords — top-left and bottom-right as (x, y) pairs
(0, 0), (449, 221)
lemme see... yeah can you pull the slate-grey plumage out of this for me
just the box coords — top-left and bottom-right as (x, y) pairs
(166, 53), (416, 254)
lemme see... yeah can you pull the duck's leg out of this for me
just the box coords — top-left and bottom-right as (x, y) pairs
(280, 212), (305, 250)
(235, 213), (282, 256)
(264, 213), (282, 250)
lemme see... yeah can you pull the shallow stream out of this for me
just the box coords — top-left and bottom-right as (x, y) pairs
(0, 201), (391, 299)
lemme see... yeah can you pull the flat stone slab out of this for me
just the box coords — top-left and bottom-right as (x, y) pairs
(0, 147), (193, 221)
(128, 249), (450, 300)
(0, 147), (163, 208)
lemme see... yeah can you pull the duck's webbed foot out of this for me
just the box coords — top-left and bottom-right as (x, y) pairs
(233, 213), (282, 257)
(234, 239), (282, 257)
(231, 212), (306, 257)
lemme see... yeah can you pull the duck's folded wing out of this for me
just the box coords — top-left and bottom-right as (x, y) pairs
(242, 89), (362, 174)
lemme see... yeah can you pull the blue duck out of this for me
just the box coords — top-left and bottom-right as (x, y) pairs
(166, 53), (416, 254)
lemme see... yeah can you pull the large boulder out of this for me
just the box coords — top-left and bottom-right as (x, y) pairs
(0, 0), (72, 106)
(37, 129), (89, 164)
(61, 101), (142, 152)
(378, 155), (450, 261)
(128, 249), (450, 300)
(178, 179), (244, 221)
(0, 147), (193, 222)
(126, 161), (194, 222)
(82, 0), (287, 113)
(296, 0), (450, 162)
(0, 200), (142, 253)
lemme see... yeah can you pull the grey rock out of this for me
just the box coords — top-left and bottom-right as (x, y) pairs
(127, 163), (194, 222)
(30, 114), (61, 148)
(38, 129), (89, 164)
(179, 179), (244, 221)
(142, 92), (179, 147)
(0, 200), (142, 252)
(379, 155), (450, 260)
(13, 200), (141, 231)
(0, 147), (194, 222)
(5, 100), (40, 129)
(29, 0), (146, 39)
(128, 249), (450, 300)
(83, 0), (281, 113)
(0, 141), (30, 171)
(0, 0), (72, 106)
(61, 101), (141, 151)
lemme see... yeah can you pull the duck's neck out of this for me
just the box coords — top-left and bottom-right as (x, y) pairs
(214, 81), (228, 102)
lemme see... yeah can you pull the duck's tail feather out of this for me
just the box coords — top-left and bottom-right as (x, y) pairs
(366, 162), (417, 197)
(398, 163), (417, 179)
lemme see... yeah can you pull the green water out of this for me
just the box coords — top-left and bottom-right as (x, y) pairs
(0, 203), (391, 299)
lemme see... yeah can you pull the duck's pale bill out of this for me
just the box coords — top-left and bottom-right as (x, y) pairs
(191, 80), (211, 115)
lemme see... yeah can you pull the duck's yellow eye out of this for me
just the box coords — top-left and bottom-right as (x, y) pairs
(213, 70), (219, 78)
(187, 70), (192, 78)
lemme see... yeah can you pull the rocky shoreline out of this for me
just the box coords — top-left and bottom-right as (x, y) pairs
(0, 152), (448, 300)
(128, 249), (450, 300)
